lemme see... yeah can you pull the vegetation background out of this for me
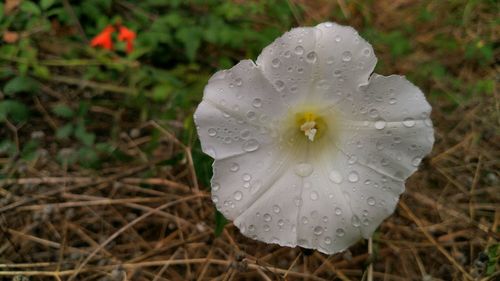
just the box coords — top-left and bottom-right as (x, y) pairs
(0, 0), (498, 280)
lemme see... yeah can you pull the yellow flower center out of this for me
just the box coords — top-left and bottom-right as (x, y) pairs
(295, 111), (327, 142)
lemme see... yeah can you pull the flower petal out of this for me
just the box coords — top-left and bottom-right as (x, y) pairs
(211, 144), (301, 244)
(194, 60), (288, 160)
(256, 27), (317, 106)
(336, 74), (434, 180)
(312, 22), (377, 102)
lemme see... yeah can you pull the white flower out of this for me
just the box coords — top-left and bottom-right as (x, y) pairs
(194, 22), (434, 254)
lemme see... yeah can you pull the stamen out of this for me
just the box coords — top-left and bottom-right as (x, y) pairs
(300, 120), (317, 141)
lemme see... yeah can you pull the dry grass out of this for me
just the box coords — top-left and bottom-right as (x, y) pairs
(1, 0), (499, 280)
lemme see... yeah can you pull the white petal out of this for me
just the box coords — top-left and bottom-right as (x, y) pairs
(312, 22), (377, 102)
(336, 74), (435, 180)
(194, 60), (286, 160)
(256, 27), (317, 106)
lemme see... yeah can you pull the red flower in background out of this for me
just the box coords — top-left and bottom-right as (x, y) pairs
(90, 25), (114, 51)
(117, 26), (136, 53)
(90, 24), (136, 53)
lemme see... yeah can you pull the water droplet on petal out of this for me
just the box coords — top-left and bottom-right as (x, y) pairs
(374, 120), (386, 130)
(273, 205), (281, 213)
(271, 58), (280, 68)
(412, 157), (422, 167)
(242, 139), (260, 152)
(348, 171), (359, 182)
(240, 129), (250, 139)
(335, 35), (342, 42)
(324, 236), (332, 244)
(252, 98), (262, 108)
(301, 216), (309, 224)
(326, 56), (335, 64)
(212, 182), (220, 191)
(342, 51), (352, 62)
(212, 195), (219, 203)
(230, 163), (239, 172)
(234, 191), (243, 201)
(351, 215), (361, 227)
(335, 207), (342, 215)
(263, 213), (272, 222)
(208, 128), (216, 137)
(389, 98), (397, 104)
(403, 117), (416, 128)
(367, 197), (376, 206)
(235, 78), (243, 87)
(336, 228), (345, 237)
(263, 224), (270, 232)
(310, 191), (319, 201)
(242, 173), (252, 181)
(306, 51), (317, 63)
(329, 170), (343, 184)
(294, 46), (304, 55)
(294, 163), (313, 177)
(324, 22), (333, 28)
(314, 226), (323, 235)
(275, 80), (285, 91)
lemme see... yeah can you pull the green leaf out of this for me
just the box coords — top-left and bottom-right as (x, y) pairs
(20, 1), (41, 15)
(74, 121), (95, 146)
(176, 26), (202, 61)
(0, 100), (30, 123)
(52, 104), (74, 118)
(56, 123), (73, 139)
(214, 210), (227, 237)
(40, 0), (55, 10)
(152, 83), (173, 101)
(486, 244), (499, 276)
(3, 76), (39, 95)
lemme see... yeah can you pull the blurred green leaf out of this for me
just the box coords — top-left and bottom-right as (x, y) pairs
(74, 121), (95, 146)
(52, 104), (74, 118)
(20, 1), (41, 16)
(56, 123), (73, 139)
(176, 26), (202, 61)
(3, 76), (39, 95)
(0, 100), (30, 123)
(40, 0), (56, 10)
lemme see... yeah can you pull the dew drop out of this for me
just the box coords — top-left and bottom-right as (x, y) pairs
(242, 139), (260, 152)
(283, 50), (291, 58)
(348, 171), (359, 183)
(310, 191), (319, 201)
(335, 35), (341, 42)
(324, 236), (332, 244)
(335, 207), (342, 215)
(248, 224), (255, 232)
(212, 195), (219, 203)
(235, 78), (243, 87)
(389, 98), (397, 105)
(294, 163), (313, 177)
(242, 173), (252, 181)
(230, 163), (239, 172)
(351, 215), (361, 227)
(212, 182), (220, 191)
(246, 111), (256, 120)
(314, 226), (323, 235)
(271, 58), (280, 68)
(275, 80), (285, 91)
(301, 216), (309, 224)
(273, 205), (281, 213)
(251, 98), (263, 108)
(342, 51), (352, 62)
(403, 117), (416, 128)
(324, 22), (333, 28)
(263, 213), (272, 222)
(363, 48), (371, 56)
(367, 197), (376, 206)
(336, 228), (345, 237)
(294, 46), (304, 55)
(369, 108), (379, 118)
(326, 56), (335, 64)
(329, 170), (343, 184)
(263, 224), (270, 232)
(234, 191), (243, 201)
(306, 51), (317, 63)
(412, 157), (422, 167)
(278, 219), (284, 226)
(374, 120), (386, 130)
(208, 128), (216, 137)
